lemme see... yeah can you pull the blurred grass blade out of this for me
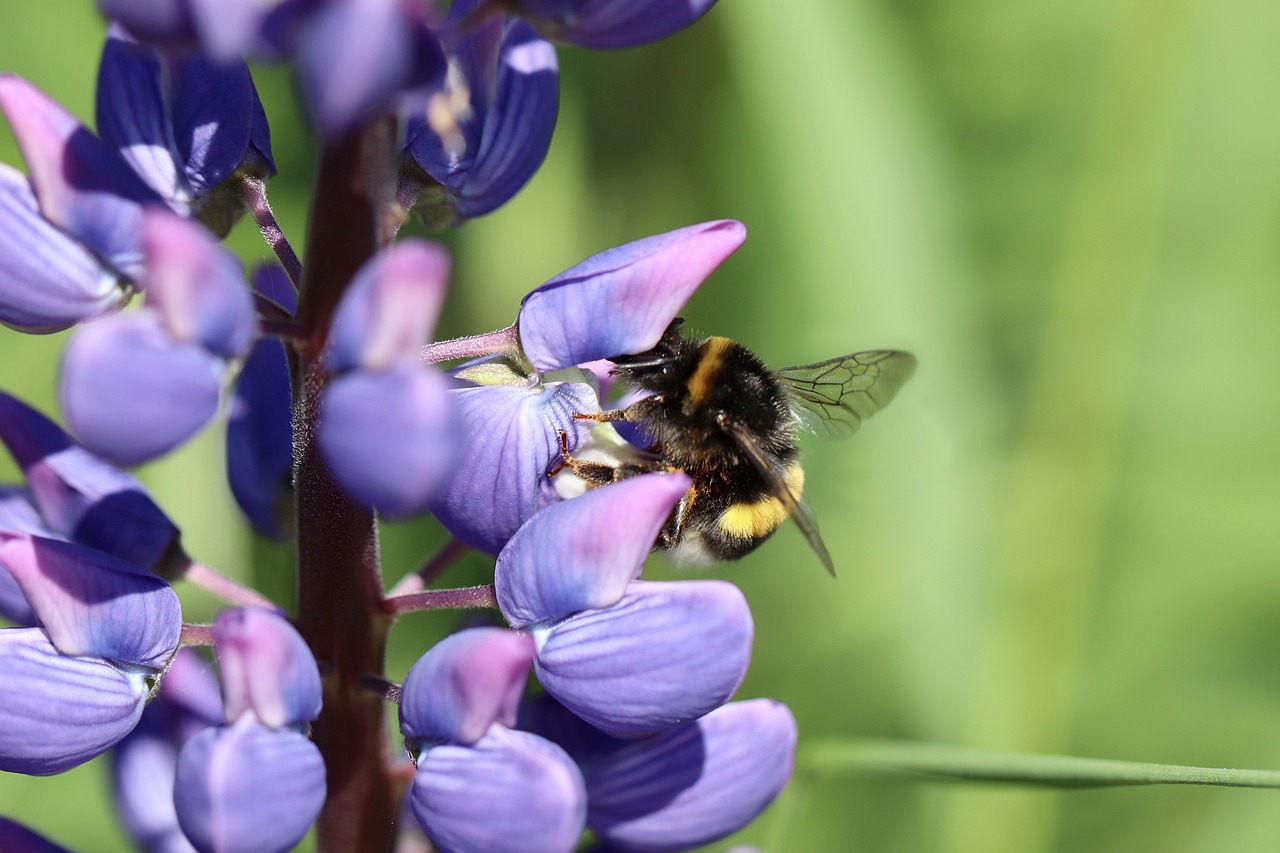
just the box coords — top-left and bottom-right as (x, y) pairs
(801, 739), (1280, 789)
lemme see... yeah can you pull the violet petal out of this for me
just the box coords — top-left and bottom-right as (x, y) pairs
(410, 726), (586, 853)
(0, 389), (180, 571)
(585, 700), (797, 852)
(495, 472), (690, 629)
(534, 579), (752, 736)
(60, 312), (223, 466)
(407, 10), (559, 221)
(0, 74), (158, 278)
(318, 361), (457, 519)
(226, 339), (293, 540)
(399, 628), (535, 747)
(140, 209), (257, 358)
(97, 0), (198, 47)
(111, 650), (219, 853)
(517, 0), (719, 50)
(0, 628), (148, 775)
(0, 163), (126, 333)
(96, 28), (192, 212)
(295, 0), (444, 139)
(213, 607), (321, 729)
(0, 533), (181, 667)
(517, 220), (745, 372)
(174, 715), (325, 853)
(326, 239), (450, 374)
(428, 381), (598, 554)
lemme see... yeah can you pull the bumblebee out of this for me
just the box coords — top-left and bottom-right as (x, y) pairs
(565, 320), (917, 575)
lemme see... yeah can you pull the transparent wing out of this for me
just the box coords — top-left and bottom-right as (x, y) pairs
(778, 350), (917, 441)
(716, 413), (835, 576)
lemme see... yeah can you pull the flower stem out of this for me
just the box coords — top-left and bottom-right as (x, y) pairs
(178, 623), (214, 647)
(383, 584), (498, 618)
(386, 538), (470, 597)
(419, 324), (521, 365)
(294, 115), (400, 853)
(180, 560), (276, 609)
(237, 176), (303, 287)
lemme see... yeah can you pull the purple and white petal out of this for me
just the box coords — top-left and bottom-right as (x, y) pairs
(60, 312), (223, 466)
(0, 74), (159, 278)
(167, 52), (264, 194)
(410, 726), (585, 853)
(400, 628), (534, 747)
(174, 715), (325, 853)
(318, 361), (457, 519)
(585, 700), (797, 852)
(0, 533), (181, 667)
(495, 472), (690, 629)
(534, 580), (752, 736)
(141, 210), (257, 357)
(96, 28), (191, 212)
(517, 220), (745, 372)
(295, 0), (444, 139)
(0, 164), (127, 333)
(406, 8), (559, 222)
(0, 628), (149, 775)
(213, 607), (321, 729)
(112, 652), (220, 853)
(326, 239), (450, 374)
(429, 381), (598, 554)
(0, 390), (180, 570)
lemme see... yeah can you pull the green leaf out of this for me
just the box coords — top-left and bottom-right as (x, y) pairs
(799, 739), (1280, 789)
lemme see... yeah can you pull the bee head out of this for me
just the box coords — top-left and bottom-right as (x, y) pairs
(608, 318), (685, 377)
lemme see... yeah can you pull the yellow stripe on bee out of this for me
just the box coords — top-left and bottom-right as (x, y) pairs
(686, 336), (735, 405)
(717, 463), (806, 539)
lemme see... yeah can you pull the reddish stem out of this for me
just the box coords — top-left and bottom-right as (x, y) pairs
(386, 538), (470, 597)
(383, 584), (499, 618)
(419, 324), (521, 365)
(237, 176), (303, 287)
(293, 116), (400, 853)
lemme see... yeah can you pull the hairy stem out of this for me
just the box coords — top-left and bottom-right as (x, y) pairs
(383, 584), (499, 618)
(237, 176), (303, 287)
(294, 116), (400, 853)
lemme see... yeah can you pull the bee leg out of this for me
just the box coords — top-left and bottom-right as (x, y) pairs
(550, 429), (626, 487)
(572, 407), (631, 423)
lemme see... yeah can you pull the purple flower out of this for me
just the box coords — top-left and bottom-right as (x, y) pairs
(96, 26), (275, 236)
(173, 608), (325, 853)
(399, 627), (587, 853)
(404, 0), (559, 226)
(510, 0), (721, 50)
(317, 239), (458, 518)
(517, 219), (745, 372)
(0, 75), (158, 331)
(429, 220), (745, 553)
(0, 390), (181, 572)
(226, 337), (294, 540)
(494, 472), (754, 736)
(293, 0), (446, 138)
(530, 695), (798, 852)
(0, 533), (181, 774)
(112, 648), (222, 853)
(60, 209), (258, 466)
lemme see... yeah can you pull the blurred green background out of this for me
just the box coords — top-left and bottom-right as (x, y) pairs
(3, 0), (1280, 851)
